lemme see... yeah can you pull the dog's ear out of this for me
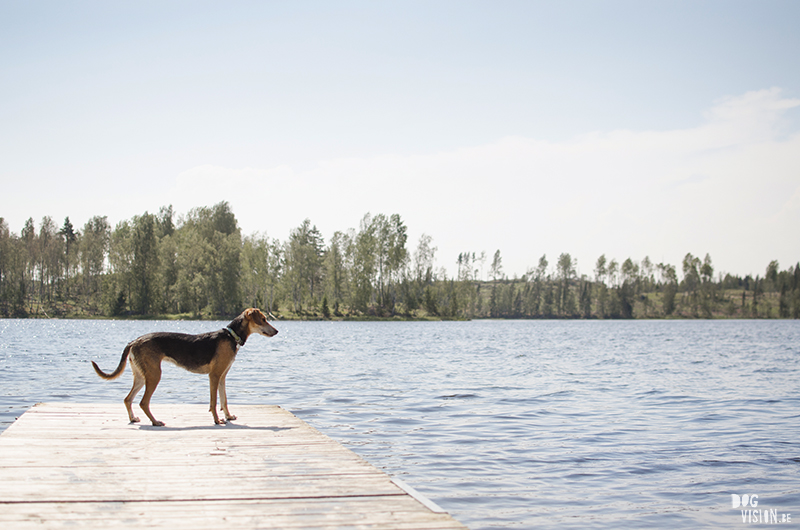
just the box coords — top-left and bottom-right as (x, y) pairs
(245, 308), (266, 323)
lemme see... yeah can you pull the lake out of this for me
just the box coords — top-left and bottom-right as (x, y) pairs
(1, 318), (798, 529)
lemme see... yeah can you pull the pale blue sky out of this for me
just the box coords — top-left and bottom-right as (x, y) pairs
(2, 1), (799, 277)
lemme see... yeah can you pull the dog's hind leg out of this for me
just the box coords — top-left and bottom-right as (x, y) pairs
(139, 365), (165, 427)
(124, 369), (145, 423)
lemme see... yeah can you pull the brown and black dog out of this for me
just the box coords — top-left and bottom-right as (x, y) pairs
(92, 308), (278, 426)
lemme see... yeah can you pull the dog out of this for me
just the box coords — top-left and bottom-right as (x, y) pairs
(91, 308), (278, 426)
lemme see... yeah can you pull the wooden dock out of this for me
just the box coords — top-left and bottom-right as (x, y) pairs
(0, 403), (468, 529)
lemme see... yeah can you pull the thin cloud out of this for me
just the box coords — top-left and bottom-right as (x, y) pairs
(172, 89), (800, 277)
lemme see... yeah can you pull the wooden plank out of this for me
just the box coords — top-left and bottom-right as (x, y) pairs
(0, 498), (468, 529)
(0, 403), (468, 529)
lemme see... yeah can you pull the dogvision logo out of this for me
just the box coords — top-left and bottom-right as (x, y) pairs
(732, 494), (791, 524)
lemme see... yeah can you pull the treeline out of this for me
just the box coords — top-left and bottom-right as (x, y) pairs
(475, 252), (800, 320)
(1, 202), (798, 319)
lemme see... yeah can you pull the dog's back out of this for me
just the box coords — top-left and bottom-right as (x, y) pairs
(133, 331), (232, 373)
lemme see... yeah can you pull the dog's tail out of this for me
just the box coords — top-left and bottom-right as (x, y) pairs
(91, 344), (131, 380)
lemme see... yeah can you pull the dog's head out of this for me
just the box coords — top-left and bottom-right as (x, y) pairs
(244, 308), (278, 337)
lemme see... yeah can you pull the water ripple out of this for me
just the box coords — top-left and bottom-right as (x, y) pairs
(1, 318), (799, 528)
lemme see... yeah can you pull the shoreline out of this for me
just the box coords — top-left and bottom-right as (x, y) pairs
(1, 313), (793, 322)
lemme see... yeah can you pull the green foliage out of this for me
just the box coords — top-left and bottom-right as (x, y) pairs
(285, 218), (324, 312)
(424, 285), (438, 316)
(111, 291), (126, 317)
(321, 295), (330, 319)
(174, 202), (242, 316)
(131, 212), (159, 315)
(1, 203), (798, 320)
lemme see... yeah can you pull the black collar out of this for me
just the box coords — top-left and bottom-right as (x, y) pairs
(224, 326), (244, 346)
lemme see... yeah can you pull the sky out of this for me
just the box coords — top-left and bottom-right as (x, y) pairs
(1, 1), (799, 279)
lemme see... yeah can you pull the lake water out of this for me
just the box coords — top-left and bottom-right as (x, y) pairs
(0, 318), (798, 528)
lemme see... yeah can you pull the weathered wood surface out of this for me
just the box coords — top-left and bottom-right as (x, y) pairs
(0, 403), (468, 529)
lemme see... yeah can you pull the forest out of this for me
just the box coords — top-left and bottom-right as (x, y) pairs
(1, 201), (799, 320)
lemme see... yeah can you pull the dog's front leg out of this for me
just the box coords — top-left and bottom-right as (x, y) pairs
(208, 375), (224, 424)
(218, 373), (236, 421)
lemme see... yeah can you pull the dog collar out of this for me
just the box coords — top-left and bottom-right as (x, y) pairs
(224, 327), (243, 346)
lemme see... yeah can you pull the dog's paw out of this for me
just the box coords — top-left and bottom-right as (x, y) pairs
(215, 418), (227, 425)
(225, 415), (237, 421)
(151, 420), (166, 427)
(130, 417), (141, 424)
